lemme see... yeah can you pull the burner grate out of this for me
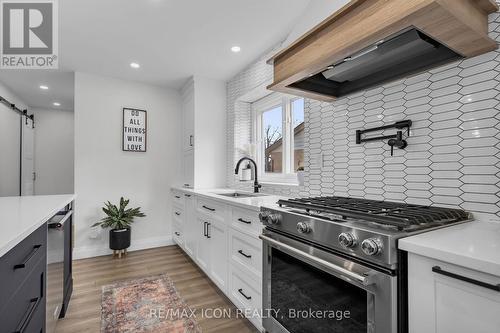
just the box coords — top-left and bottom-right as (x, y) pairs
(278, 196), (469, 230)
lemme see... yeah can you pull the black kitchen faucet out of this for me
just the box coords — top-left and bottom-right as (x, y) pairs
(234, 157), (262, 193)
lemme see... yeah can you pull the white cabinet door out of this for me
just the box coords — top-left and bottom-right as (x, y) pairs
(182, 80), (194, 152)
(408, 253), (500, 333)
(195, 217), (210, 272)
(208, 219), (227, 292)
(183, 151), (194, 188)
(183, 194), (196, 258)
(434, 275), (500, 333)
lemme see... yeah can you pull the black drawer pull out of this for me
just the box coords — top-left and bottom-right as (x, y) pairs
(238, 250), (252, 258)
(202, 205), (215, 212)
(238, 289), (252, 300)
(237, 218), (251, 224)
(184, 194), (191, 198)
(13, 297), (40, 333)
(432, 266), (500, 292)
(175, 212), (181, 216)
(14, 245), (42, 270)
(174, 232), (181, 236)
(175, 195), (181, 199)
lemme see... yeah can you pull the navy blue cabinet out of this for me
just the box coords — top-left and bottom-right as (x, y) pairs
(0, 223), (47, 333)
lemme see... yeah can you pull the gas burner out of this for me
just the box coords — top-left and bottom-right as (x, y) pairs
(278, 196), (470, 231)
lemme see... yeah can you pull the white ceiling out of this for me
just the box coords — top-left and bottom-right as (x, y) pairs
(0, 0), (311, 110)
(0, 71), (74, 110)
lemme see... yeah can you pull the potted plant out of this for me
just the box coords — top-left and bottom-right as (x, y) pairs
(92, 197), (146, 254)
(297, 166), (305, 186)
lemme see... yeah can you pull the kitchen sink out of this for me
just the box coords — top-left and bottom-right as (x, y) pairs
(212, 191), (269, 198)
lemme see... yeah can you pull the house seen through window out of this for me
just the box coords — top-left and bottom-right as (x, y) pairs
(253, 93), (304, 183)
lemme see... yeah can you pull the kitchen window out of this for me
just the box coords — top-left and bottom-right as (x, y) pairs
(252, 93), (304, 184)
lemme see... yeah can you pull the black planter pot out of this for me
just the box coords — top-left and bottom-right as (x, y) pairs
(109, 227), (131, 250)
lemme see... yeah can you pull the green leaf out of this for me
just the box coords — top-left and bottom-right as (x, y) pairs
(92, 198), (146, 229)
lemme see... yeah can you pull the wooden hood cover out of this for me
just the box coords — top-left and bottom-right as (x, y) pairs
(267, 0), (499, 101)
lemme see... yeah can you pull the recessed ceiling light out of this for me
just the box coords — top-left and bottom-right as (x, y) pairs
(53, 102), (60, 106)
(231, 46), (241, 53)
(130, 62), (140, 69)
(40, 85), (49, 90)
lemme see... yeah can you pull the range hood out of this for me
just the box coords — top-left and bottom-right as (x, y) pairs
(267, 0), (498, 102)
(292, 28), (462, 98)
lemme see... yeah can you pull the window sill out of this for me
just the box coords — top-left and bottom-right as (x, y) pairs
(260, 180), (300, 187)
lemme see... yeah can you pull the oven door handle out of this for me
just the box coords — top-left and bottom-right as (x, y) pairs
(260, 234), (375, 286)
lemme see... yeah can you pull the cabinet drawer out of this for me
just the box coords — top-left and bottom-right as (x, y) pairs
(172, 191), (185, 207)
(230, 229), (262, 280)
(172, 206), (184, 225)
(196, 197), (225, 221)
(229, 266), (262, 316)
(0, 223), (47, 306)
(0, 257), (45, 332)
(231, 207), (263, 236)
(173, 221), (184, 247)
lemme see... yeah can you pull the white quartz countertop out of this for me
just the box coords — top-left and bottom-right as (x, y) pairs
(0, 194), (76, 257)
(399, 221), (500, 276)
(171, 187), (284, 211)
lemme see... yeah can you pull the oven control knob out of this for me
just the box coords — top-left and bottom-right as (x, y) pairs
(361, 238), (383, 256)
(338, 232), (356, 248)
(259, 211), (270, 222)
(267, 213), (281, 225)
(296, 222), (311, 234)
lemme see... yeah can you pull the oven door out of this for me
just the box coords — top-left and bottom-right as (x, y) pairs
(261, 230), (397, 333)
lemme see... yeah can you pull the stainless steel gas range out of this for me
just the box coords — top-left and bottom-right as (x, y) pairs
(259, 196), (471, 333)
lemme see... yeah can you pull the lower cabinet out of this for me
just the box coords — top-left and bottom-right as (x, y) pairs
(172, 206), (184, 248)
(208, 219), (228, 291)
(171, 190), (263, 331)
(195, 214), (228, 292)
(195, 216), (211, 272)
(0, 223), (47, 333)
(228, 264), (263, 330)
(408, 253), (500, 333)
(183, 193), (196, 258)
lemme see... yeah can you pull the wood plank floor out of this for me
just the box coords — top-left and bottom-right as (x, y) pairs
(55, 246), (259, 333)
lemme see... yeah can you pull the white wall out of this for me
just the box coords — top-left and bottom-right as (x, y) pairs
(0, 81), (27, 197)
(74, 72), (182, 259)
(33, 108), (74, 195)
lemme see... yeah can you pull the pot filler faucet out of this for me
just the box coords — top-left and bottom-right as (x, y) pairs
(235, 157), (262, 193)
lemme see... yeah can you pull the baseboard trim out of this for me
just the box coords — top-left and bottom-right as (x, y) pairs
(73, 235), (175, 260)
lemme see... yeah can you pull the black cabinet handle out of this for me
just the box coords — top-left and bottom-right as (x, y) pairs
(14, 245), (42, 270)
(189, 135), (194, 147)
(174, 232), (181, 236)
(175, 212), (181, 216)
(203, 222), (207, 237)
(238, 288), (252, 300)
(238, 250), (252, 258)
(237, 218), (251, 225)
(202, 205), (215, 212)
(175, 195), (181, 199)
(13, 297), (40, 333)
(432, 266), (500, 292)
(184, 194), (191, 198)
(206, 223), (211, 239)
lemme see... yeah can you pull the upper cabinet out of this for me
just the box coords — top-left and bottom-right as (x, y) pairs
(267, 0), (499, 102)
(180, 76), (227, 189)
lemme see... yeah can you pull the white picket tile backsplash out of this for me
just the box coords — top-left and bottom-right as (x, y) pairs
(227, 11), (500, 220)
